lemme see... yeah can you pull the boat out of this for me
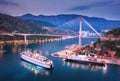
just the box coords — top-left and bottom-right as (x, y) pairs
(20, 50), (53, 69)
(65, 51), (105, 66)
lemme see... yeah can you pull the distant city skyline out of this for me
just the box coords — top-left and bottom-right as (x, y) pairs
(0, 0), (120, 20)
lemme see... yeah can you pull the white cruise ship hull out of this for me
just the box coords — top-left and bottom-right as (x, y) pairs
(21, 54), (53, 69)
(66, 55), (104, 65)
(66, 55), (88, 62)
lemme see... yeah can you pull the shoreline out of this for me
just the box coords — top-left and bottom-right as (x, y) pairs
(0, 38), (62, 45)
(51, 44), (120, 66)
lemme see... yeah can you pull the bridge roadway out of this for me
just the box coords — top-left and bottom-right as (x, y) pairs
(0, 33), (77, 43)
(0, 33), (70, 37)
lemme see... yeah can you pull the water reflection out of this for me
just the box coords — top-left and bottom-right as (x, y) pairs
(63, 60), (107, 73)
(21, 60), (50, 75)
(45, 51), (49, 56)
(102, 64), (107, 74)
(0, 40), (52, 57)
(12, 45), (17, 54)
(0, 45), (6, 58)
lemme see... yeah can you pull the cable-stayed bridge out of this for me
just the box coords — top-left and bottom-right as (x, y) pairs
(0, 16), (102, 45)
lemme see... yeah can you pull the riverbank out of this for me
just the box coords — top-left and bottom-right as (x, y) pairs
(0, 38), (62, 45)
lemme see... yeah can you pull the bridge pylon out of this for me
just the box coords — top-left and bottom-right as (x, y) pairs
(78, 16), (101, 49)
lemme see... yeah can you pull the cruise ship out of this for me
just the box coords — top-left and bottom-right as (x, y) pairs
(20, 50), (53, 69)
(65, 51), (105, 66)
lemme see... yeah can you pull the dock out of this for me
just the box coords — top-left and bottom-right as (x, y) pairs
(51, 49), (73, 58)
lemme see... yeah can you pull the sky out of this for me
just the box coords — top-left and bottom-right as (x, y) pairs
(0, 0), (120, 20)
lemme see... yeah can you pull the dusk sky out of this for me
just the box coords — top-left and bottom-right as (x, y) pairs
(0, 0), (120, 20)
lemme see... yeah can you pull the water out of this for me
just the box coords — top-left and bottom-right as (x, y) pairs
(0, 38), (120, 81)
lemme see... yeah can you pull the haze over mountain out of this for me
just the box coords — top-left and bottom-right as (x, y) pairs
(17, 14), (120, 33)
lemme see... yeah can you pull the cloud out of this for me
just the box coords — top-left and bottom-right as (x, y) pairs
(69, 6), (91, 11)
(67, 0), (115, 11)
(0, 0), (18, 6)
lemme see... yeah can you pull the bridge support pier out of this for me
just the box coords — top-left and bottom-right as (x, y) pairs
(24, 35), (27, 44)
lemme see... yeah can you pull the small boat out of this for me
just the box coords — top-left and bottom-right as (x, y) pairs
(20, 50), (53, 69)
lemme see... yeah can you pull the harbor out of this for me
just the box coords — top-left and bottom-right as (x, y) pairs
(51, 17), (120, 66)
(0, 0), (120, 81)
(51, 45), (120, 65)
(0, 37), (120, 81)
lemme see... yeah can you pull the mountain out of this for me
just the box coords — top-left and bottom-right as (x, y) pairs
(17, 14), (79, 30)
(106, 27), (120, 36)
(17, 14), (120, 33)
(0, 14), (77, 35)
(95, 27), (120, 57)
(0, 14), (78, 40)
(0, 14), (47, 34)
